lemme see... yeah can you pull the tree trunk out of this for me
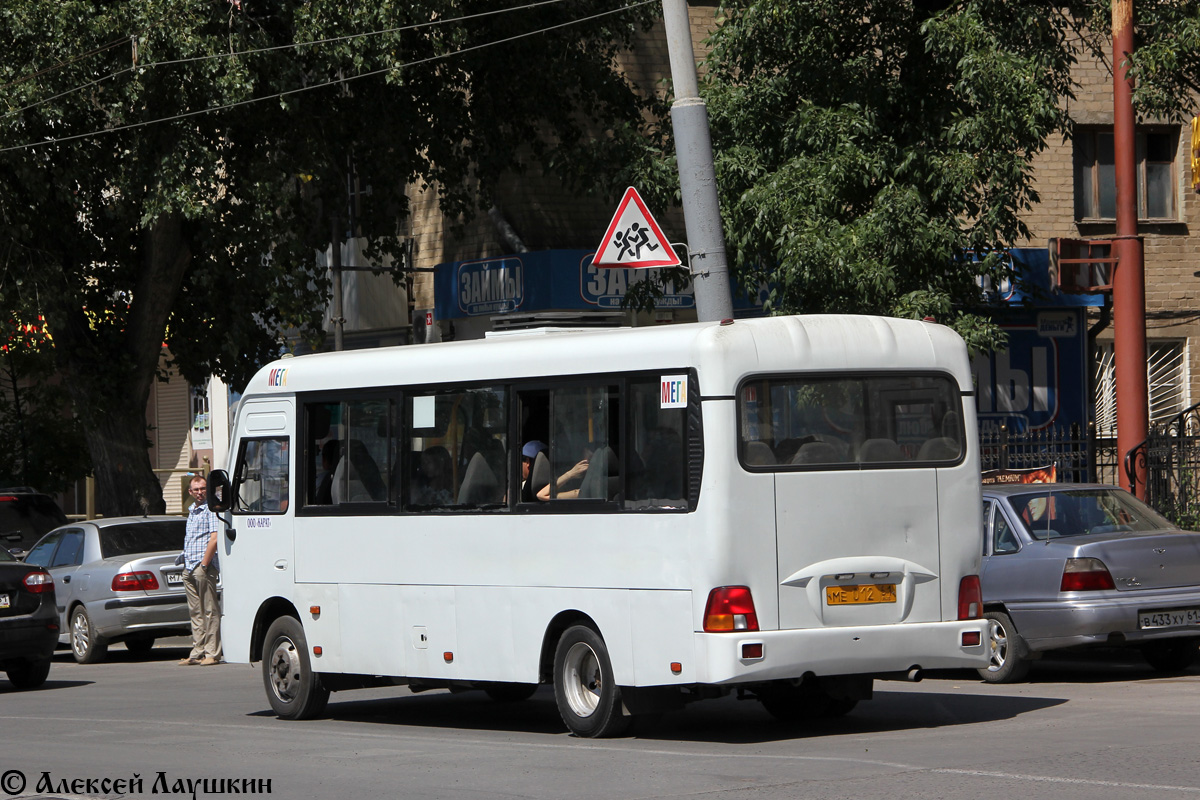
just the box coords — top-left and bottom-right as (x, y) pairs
(85, 408), (168, 517)
(46, 214), (193, 517)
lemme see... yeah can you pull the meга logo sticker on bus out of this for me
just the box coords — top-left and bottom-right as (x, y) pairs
(267, 368), (288, 387)
(661, 375), (687, 408)
(593, 187), (682, 269)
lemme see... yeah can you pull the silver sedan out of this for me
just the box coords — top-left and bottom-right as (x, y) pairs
(22, 517), (203, 663)
(979, 483), (1200, 682)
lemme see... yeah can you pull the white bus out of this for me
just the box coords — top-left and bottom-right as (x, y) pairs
(208, 314), (988, 737)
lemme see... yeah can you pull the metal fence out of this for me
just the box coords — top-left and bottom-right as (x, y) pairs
(979, 424), (1120, 486)
(1128, 401), (1200, 529)
(978, 408), (1200, 529)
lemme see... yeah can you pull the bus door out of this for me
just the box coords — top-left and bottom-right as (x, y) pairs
(224, 399), (295, 663)
(740, 375), (964, 631)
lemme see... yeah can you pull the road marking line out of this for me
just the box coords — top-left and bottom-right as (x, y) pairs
(2, 715), (1197, 793)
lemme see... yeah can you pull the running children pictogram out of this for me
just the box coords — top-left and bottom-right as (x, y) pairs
(592, 187), (682, 269)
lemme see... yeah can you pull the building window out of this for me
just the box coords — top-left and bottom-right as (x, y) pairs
(1094, 340), (1189, 436)
(1074, 128), (1179, 221)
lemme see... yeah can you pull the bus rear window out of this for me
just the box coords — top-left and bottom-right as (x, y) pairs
(739, 374), (964, 469)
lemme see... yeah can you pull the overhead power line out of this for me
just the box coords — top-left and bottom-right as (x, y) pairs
(0, 0), (655, 155)
(5, 0), (589, 121)
(0, 35), (132, 94)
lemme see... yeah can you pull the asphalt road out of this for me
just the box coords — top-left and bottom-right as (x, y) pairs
(2, 640), (1199, 800)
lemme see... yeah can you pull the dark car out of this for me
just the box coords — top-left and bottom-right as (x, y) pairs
(0, 547), (57, 689)
(24, 517), (198, 663)
(980, 483), (1200, 682)
(0, 488), (69, 559)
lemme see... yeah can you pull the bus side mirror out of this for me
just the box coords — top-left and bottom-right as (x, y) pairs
(207, 469), (232, 513)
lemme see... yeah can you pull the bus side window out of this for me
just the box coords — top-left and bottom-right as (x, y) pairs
(405, 386), (508, 510)
(543, 384), (618, 502)
(626, 378), (686, 509)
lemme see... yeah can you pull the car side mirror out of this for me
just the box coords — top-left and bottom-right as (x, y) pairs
(207, 469), (232, 513)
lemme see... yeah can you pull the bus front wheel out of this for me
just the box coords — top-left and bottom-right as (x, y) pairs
(262, 616), (329, 720)
(553, 625), (630, 738)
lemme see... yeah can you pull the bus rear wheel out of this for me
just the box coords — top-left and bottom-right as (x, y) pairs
(262, 616), (329, 720)
(553, 625), (629, 738)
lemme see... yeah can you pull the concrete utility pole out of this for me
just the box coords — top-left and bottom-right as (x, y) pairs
(661, 0), (734, 322)
(1112, 0), (1148, 497)
(331, 216), (345, 352)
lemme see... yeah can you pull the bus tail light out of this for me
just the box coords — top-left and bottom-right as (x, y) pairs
(704, 586), (759, 632)
(958, 575), (982, 620)
(1060, 558), (1115, 591)
(112, 571), (160, 592)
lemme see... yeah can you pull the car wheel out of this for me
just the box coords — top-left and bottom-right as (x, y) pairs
(5, 658), (51, 690)
(1141, 639), (1199, 673)
(978, 611), (1031, 683)
(553, 624), (629, 737)
(124, 634), (156, 655)
(262, 616), (329, 720)
(70, 606), (109, 664)
(482, 682), (538, 703)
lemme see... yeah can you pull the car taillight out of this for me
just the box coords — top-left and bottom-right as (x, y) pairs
(1060, 558), (1115, 591)
(703, 586), (759, 632)
(22, 571), (53, 594)
(958, 575), (982, 619)
(112, 571), (160, 592)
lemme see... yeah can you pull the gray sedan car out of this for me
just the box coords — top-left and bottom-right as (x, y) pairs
(22, 517), (197, 663)
(980, 483), (1200, 682)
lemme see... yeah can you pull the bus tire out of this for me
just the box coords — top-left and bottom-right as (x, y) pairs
(553, 624), (630, 738)
(262, 616), (329, 720)
(978, 611), (1031, 684)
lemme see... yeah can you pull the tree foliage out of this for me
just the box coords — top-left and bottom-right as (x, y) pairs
(0, 0), (657, 514)
(0, 315), (90, 493)
(622, 1), (1200, 353)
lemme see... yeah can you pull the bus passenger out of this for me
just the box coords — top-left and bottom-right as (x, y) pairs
(537, 451), (590, 501)
(519, 440), (548, 502)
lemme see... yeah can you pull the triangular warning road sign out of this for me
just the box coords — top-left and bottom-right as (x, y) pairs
(593, 187), (682, 269)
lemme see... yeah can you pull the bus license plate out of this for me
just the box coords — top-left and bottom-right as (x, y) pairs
(1138, 607), (1200, 629)
(826, 584), (897, 605)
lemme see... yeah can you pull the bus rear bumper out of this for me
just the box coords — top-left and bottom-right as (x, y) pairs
(693, 620), (989, 684)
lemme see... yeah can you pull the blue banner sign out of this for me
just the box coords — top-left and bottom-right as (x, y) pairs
(580, 255), (694, 309)
(435, 249), (755, 319)
(971, 308), (1088, 434)
(455, 257), (524, 315)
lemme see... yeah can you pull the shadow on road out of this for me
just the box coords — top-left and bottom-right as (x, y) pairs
(240, 648), (1196, 743)
(929, 647), (1200, 686)
(273, 683), (1067, 744)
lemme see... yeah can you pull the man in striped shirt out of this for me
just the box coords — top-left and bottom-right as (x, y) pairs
(180, 475), (223, 666)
